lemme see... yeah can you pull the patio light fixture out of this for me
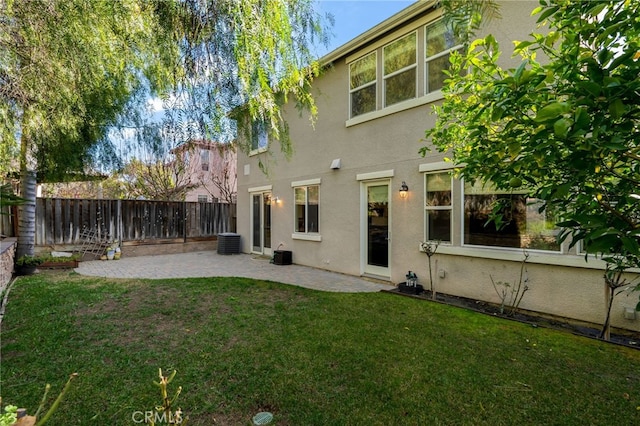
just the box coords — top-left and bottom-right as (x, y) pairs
(399, 181), (409, 198)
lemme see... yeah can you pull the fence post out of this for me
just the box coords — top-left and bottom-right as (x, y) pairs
(12, 205), (19, 237)
(231, 203), (237, 233)
(117, 199), (122, 244)
(182, 201), (187, 243)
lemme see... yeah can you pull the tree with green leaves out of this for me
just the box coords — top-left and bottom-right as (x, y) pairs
(1, 0), (179, 258)
(426, 0), (640, 339)
(1, 0), (328, 258)
(158, 0), (329, 159)
(0, 183), (24, 210)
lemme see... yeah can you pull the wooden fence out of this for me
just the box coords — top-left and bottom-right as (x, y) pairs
(31, 198), (236, 246)
(0, 206), (16, 238)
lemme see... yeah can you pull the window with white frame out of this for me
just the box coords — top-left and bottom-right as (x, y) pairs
(294, 185), (319, 233)
(384, 32), (417, 107)
(425, 171), (452, 242)
(463, 180), (560, 251)
(251, 120), (268, 152)
(198, 195), (208, 203)
(425, 20), (463, 94)
(346, 14), (464, 120)
(349, 52), (377, 118)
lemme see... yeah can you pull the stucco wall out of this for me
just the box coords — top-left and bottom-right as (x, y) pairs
(426, 253), (639, 331)
(236, 1), (640, 332)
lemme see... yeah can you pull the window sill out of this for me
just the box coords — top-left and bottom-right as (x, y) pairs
(346, 91), (443, 127)
(423, 244), (615, 271)
(292, 233), (322, 242)
(249, 147), (268, 157)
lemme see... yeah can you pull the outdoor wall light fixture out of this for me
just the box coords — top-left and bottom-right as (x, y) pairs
(274, 196), (281, 204)
(399, 181), (409, 198)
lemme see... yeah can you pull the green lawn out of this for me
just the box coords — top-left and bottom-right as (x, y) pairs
(1, 271), (640, 425)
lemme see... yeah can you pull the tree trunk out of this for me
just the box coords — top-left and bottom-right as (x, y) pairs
(600, 283), (614, 341)
(17, 170), (37, 259)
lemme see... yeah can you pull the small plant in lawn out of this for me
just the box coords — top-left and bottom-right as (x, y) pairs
(0, 373), (77, 425)
(420, 240), (440, 300)
(490, 252), (530, 316)
(150, 369), (187, 426)
(0, 403), (18, 426)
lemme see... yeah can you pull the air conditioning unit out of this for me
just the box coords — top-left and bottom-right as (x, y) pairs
(217, 233), (241, 255)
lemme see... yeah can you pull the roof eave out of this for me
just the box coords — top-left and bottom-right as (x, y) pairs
(318, 0), (439, 66)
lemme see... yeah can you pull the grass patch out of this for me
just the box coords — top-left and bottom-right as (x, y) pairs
(1, 271), (640, 425)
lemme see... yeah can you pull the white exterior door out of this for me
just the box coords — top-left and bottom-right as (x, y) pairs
(362, 181), (390, 278)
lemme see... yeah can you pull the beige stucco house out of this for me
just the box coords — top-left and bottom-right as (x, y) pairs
(236, 1), (640, 332)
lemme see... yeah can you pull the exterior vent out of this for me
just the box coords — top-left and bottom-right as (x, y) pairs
(217, 233), (241, 255)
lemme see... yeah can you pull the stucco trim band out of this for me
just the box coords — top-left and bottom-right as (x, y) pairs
(247, 185), (272, 193)
(292, 233), (322, 242)
(356, 170), (394, 181)
(291, 178), (321, 187)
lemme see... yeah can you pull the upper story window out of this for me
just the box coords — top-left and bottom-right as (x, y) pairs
(200, 149), (210, 171)
(251, 120), (268, 152)
(347, 16), (462, 123)
(425, 171), (452, 243)
(294, 185), (319, 233)
(384, 32), (417, 107)
(463, 180), (560, 251)
(349, 52), (377, 118)
(425, 20), (463, 94)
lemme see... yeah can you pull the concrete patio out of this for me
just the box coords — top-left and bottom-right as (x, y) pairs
(75, 251), (393, 293)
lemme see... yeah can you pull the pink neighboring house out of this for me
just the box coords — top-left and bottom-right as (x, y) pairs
(172, 140), (237, 203)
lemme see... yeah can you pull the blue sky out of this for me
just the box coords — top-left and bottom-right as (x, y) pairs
(315, 0), (415, 56)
